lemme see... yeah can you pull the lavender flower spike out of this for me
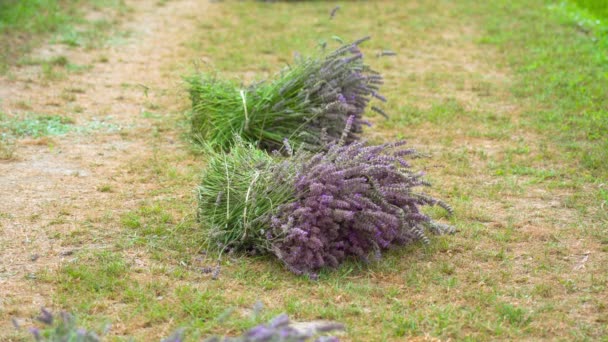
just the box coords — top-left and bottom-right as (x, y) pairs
(37, 308), (53, 325)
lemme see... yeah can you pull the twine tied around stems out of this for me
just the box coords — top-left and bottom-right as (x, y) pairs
(240, 89), (249, 131)
(242, 170), (260, 242)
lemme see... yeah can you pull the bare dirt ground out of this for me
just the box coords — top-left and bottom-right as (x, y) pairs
(0, 0), (210, 335)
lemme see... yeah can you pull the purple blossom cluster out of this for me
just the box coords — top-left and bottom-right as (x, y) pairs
(267, 131), (453, 276)
(285, 36), (387, 148)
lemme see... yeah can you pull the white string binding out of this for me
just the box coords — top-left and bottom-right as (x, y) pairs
(240, 89), (249, 131)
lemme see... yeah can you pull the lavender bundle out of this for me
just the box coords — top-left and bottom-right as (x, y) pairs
(187, 37), (387, 151)
(197, 123), (453, 277)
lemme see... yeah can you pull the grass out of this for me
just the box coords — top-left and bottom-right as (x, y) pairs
(0, 113), (75, 138)
(0, 0), (131, 72)
(572, 0), (608, 19)
(0, 112), (74, 159)
(3, 0), (608, 341)
(474, 1), (608, 178)
(0, 112), (121, 159)
(0, 133), (15, 160)
(0, 112), (120, 138)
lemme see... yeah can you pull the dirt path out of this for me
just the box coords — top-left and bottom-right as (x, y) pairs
(0, 0), (211, 335)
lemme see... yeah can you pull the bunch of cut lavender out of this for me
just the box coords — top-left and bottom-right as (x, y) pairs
(197, 122), (453, 276)
(187, 37), (386, 151)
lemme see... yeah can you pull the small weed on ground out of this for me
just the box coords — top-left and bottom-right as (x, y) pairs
(0, 113), (74, 138)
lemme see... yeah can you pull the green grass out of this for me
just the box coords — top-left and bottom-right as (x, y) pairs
(0, 112), (120, 138)
(572, 0), (608, 19)
(0, 133), (15, 159)
(33, 202), (289, 340)
(0, 0), (77, 34)
(0, 112), (74, 159)
(0, 0), (130, 72)
(6, 0), (607, 340)
(473, 1), (608, 178)
(0, 112), (122, 159)
(0, 113), (75, 138)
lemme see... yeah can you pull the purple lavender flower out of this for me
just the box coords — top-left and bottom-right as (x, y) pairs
(269, 313), (290, 328)
(329, 6), (340, 19)
(162, 329), (185, 342)
(37, 308), (53, 325)
(266, 137), (453, 276)
(247, 325), (277, 340)
(29, 328), (41, 341)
